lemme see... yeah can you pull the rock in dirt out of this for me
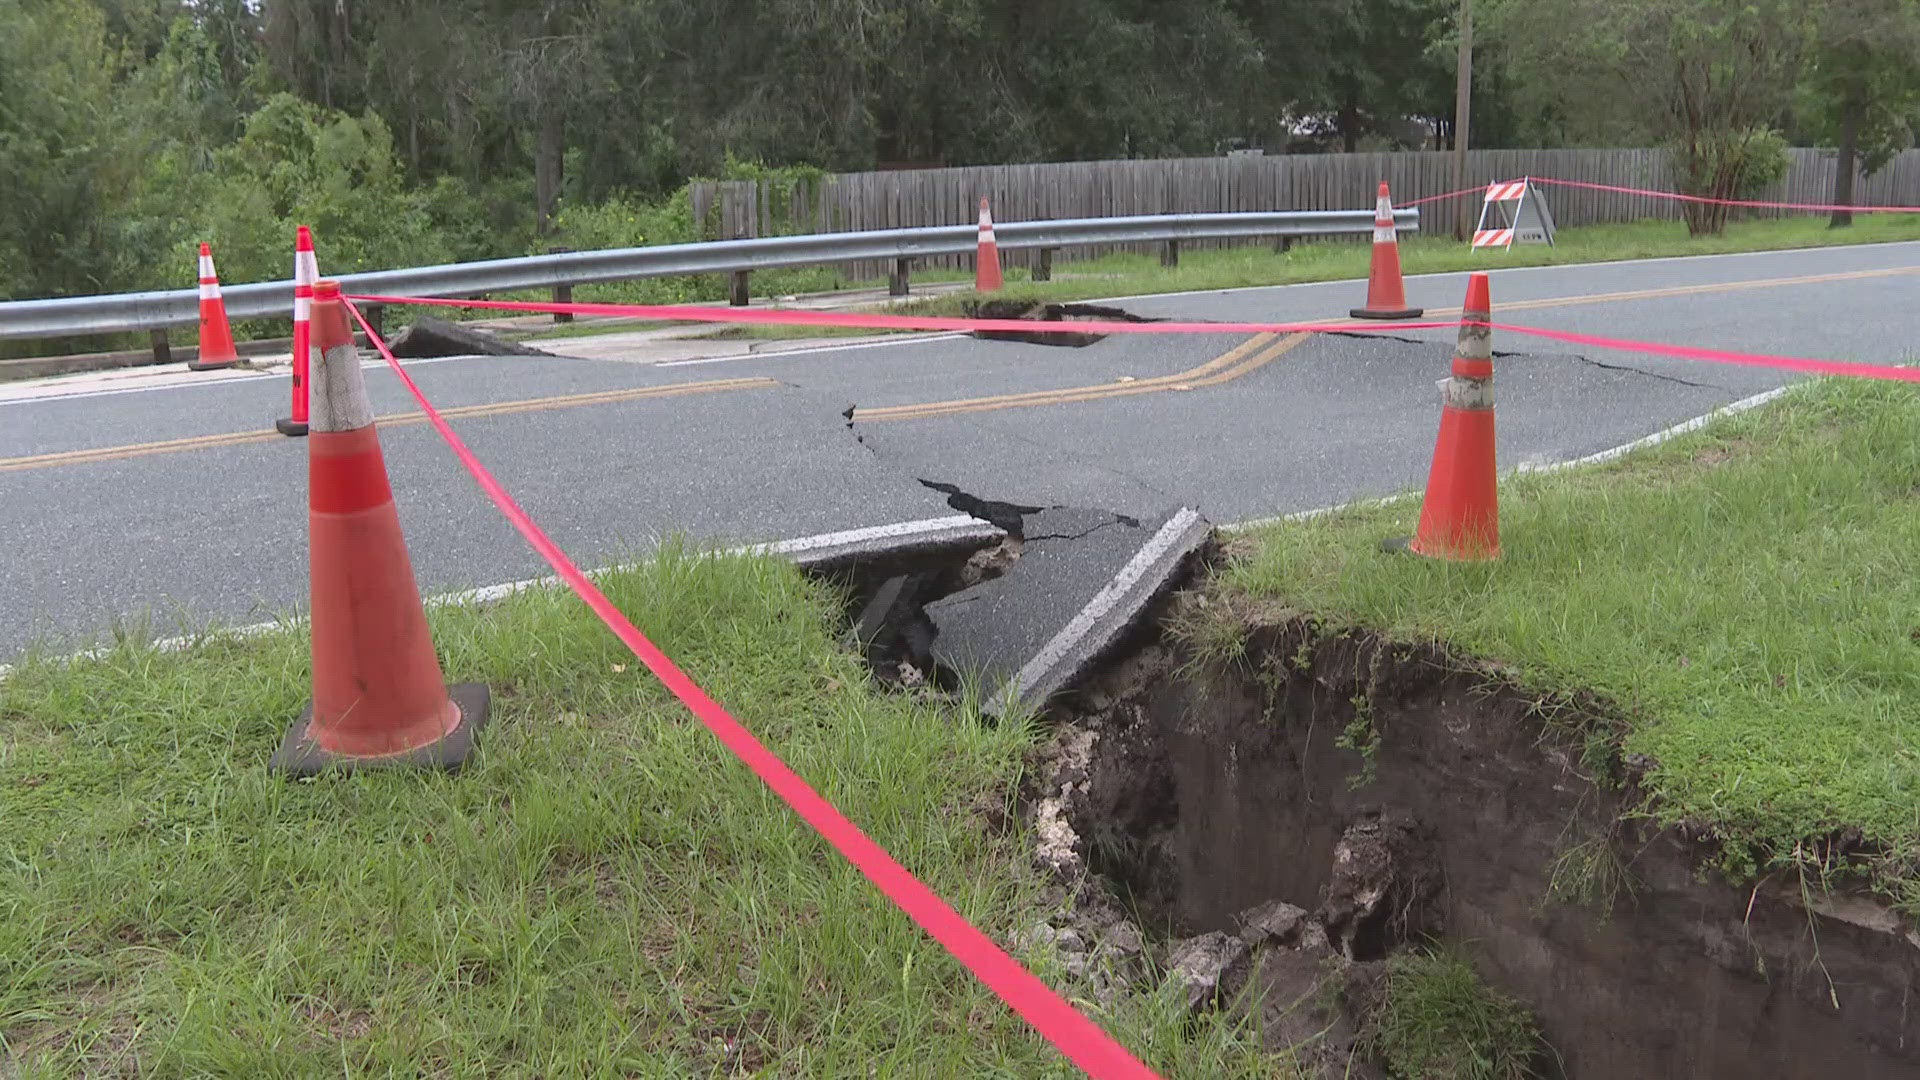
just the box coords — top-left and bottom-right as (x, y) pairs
(1236, 898), (1312, 947)
(386, 317), (560, 358)
(845, 574), (938, 681)
(1167, 931), (1253, 1012)
(1318, 809), (1442, 961)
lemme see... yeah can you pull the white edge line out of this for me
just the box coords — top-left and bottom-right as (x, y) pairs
(0, 354), (482, 407)
(1511, 385), (1792, 474)
(0, 386), (1801, 681)
(653, 332), (967, 367)
(990, 508), (1204, 713)
(0, 515), (995, 679)
(1093, 238), (1920, 305)
(1221, 383), (1799, 534)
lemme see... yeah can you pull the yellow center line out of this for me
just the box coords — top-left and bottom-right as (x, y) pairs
(7, 263), (1914, 469)
(1410, 264), (1920, 322)
(853, 332), (1279, 421)
(0, 377), (780, 474)
(857, 333), (1311, 422)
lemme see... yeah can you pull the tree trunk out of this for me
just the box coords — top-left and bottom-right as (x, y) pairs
(1830, 95), (1860, 229)
(535, 102), (564, 237)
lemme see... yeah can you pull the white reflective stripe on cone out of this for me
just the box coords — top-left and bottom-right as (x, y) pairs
(200, 282), (220, 300)
(1374, 226), (1394, 243)
(310, 339), (375, 433)
(198, 255), (215, 277)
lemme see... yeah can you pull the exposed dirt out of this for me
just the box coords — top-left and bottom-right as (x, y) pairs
(966, 300), (1162, 347)
(1059, 610), (1920, 1078)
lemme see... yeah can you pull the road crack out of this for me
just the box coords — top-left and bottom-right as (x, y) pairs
(1496, 350), (1718, 388)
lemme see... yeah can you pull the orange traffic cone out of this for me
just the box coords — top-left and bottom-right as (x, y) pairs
(188, 242), (241, 371)
(1387, 272), (1498, 561)
(276, 226), (319, 437)
(1349, 182), (1423, 320)
(975, 196), (1003, 292)
(270, 280), (489, 776)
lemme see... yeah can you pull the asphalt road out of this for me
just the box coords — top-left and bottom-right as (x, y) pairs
(3, 242), (1916, 659)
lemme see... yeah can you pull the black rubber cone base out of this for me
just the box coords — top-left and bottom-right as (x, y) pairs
(270, 683), (490, 777)
(275, 418), (309, 437)
(1381, 535), (1417, 555)
(187, 358), (240, 371)
(1349, 306), (1424, 320)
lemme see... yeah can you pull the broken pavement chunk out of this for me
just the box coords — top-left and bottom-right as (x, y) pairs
(386, 317), (559, 358)
(927, 505), (1211, 717)
(967, 300), (1164, 347)
(745, 515), (1005, 575)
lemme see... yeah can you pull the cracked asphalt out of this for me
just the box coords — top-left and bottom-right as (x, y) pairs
(3, 241), (1916, 658)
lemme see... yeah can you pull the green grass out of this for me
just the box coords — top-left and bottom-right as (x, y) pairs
(0, 549), (1294, 1077)
(1361, 949), (1544, 1080)
(1215, 379), (1920, 899)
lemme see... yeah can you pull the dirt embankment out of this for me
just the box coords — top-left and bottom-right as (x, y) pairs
(1056, 611), (1920, 1079)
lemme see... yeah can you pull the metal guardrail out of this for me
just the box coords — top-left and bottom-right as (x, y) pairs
(0, 209), (1416, 343)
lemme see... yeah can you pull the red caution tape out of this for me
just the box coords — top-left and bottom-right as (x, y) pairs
(1528, 176), (1920, 215)
(1397, 185), (1489, 208)
(342, 299), (1162, 1080)
(1393, 176), (1920, 214)
(346, 292), (1461, 337)
(351, 292), (1917, 385)
(1487, 321), (1920, 384)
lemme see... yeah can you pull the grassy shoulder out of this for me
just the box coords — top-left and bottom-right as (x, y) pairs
(0, 550), (1283, 1077)
(1213, 379), (1920, 903)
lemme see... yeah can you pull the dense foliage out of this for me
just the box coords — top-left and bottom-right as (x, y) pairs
(1, 0), (1914, 297)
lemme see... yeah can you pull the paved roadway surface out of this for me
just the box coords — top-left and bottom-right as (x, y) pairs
(2, 243), (1916, 659)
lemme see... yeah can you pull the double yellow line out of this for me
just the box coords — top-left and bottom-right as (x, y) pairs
(4, 262), (1914, 474)
(853, 332), (1310, 423)
(0, 377), (779, 474)
(1420, 264), (1920, 321)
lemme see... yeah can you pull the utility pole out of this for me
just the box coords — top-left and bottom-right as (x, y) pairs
(1451, 0), (1474, 241)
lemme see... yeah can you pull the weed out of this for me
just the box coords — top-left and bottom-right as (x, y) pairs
(1362, 948), (1549, 1080)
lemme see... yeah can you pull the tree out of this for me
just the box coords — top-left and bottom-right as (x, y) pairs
(1801, 0), (1920, 226)
(0, 0), (125, 297)
(1486, 0), (1814, 234)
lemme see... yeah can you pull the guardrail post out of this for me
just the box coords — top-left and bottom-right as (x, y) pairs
(1274, 235), (1294, 254)
(1033, 248), (1054, 282)
(549, 246), (573, 323)
(889, 257), (911, 297)
(1161, 239), (1180, 268)
(730, 270), (750, 307)
(363, 303), (385, 340)
(150, 329), (172, 365)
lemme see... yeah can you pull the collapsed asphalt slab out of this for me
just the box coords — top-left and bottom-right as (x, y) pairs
(387, 317), (560, 358)
(926, 505), (1212, 717)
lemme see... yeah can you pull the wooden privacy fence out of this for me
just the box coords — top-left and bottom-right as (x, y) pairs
(690, 147), (1920, 279)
